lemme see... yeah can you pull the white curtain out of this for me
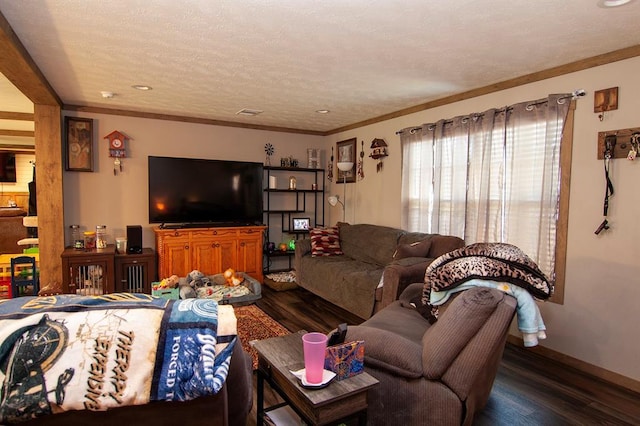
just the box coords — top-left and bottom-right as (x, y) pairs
(400, 94), (571, 280)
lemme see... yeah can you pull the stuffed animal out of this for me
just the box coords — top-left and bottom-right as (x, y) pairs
(187, 269), (212, 288)
(154, 274), (180, 290)
(223, 268), (245, 286)
(179, 279), (196, 299)
(165, 274), (180, 288)
(179, 270), (213, 299)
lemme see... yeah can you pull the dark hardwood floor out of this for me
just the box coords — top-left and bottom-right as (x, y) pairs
(248, 285), (640, 425)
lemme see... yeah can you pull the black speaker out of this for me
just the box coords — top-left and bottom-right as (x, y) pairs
(127, 225), (143, 254)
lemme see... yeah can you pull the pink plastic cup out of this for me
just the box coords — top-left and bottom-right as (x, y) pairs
(302, 332), (328, 384)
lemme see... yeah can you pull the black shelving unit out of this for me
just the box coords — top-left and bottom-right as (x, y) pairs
(263, 166), (325, 273)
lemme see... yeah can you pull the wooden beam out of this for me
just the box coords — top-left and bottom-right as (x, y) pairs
(0, 129), (34, 137)
(34, 104), (64, 295)
(0, 10), (61, 106)
(0, 111), (34, 120)
(64, 104), (326, 136)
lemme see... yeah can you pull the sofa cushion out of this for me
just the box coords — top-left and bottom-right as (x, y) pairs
(310, 226), (343, 257)
(346, 324), (424, 379)
(422, 287), (502, 379)
(298, 255), (382, 319)
(338, 223), (403, 266)
(393, 238), (432, 260)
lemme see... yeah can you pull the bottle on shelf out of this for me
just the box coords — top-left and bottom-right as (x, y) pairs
(70, 225), (84, 249)
(84, 231), (96, 249)
(96, 225), (108, 249)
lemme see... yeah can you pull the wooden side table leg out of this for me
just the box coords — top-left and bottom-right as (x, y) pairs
(358, 410), (368, 426)
(257, 368), (265, 424)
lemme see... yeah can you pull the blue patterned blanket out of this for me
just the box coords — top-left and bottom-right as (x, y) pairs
(0, 293), (237, 424)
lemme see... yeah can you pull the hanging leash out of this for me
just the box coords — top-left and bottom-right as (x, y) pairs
(595, 135), (616, 235)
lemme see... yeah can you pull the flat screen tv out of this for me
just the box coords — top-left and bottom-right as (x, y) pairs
(148, 156), (263, 226)
(0, 152), (17, 183)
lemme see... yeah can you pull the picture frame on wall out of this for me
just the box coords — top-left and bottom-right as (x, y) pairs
(65, 117), (94, 172)
(336, 137), (356, 183)
(292, 217), (310, 231)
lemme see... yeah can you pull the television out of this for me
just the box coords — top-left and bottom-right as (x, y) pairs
(148, 156), (263, 226)
(0, 152), (17, 183)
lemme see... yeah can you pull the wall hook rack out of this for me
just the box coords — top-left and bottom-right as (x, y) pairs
(597, 127), (640, 159)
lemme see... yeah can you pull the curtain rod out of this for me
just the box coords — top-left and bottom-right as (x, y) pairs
(395, 89), (586, 135)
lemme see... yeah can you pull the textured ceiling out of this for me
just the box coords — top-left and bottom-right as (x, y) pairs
(1, 0), (640, 136)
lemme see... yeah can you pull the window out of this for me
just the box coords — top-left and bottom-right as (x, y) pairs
(400, 95), (574, 303)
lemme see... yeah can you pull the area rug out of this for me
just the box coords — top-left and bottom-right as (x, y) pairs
(234, 304), (290, 369)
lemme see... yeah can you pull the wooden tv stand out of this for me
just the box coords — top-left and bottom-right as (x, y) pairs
(154, 225), (266, 283)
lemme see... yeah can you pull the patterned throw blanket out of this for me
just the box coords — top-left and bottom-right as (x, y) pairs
(0, 293), (237, 424)
(418, 243), (552, 323)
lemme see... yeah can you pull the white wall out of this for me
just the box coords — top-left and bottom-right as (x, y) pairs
(62, 113), (323, 249)
(326, 56), (640, 382)
(65, 56), (640, 382)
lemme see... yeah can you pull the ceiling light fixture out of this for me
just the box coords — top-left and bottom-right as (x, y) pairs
(316, 109), (330, 114)
(131, 85), (152, 91)
(100, 91), (114, 99)
(597, 0), (634, 7)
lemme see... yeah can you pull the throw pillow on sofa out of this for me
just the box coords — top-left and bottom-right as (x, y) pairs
(310, 227), (344, 257)
(393, 238), (432, 260)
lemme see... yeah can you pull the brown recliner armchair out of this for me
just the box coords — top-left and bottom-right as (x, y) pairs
(345, 282), (517, 425)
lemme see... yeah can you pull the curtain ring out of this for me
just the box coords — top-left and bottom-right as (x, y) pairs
(525, 104), (535, 111)
(461, 117), (469, 124)
(557, 97), (567, 104)
(427, 124), (435, 131)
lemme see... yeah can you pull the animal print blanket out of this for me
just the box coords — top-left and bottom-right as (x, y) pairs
(0, 293), (237, 424)
(417, 243), (552, 323)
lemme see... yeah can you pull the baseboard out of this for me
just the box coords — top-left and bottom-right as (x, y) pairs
(507, 335), (640, 394)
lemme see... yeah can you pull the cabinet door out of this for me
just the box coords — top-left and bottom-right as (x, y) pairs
(217, 238), (238, 273)
(191, 238), (238, 275)
(67, 258), (113, 295)
(238, 234), (263, 282)
(115, 252), (155, 294)
(161, 237), (191, 278)
(191, 239), (217, 275)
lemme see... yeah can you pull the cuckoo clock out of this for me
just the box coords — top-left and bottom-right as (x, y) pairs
(104, 130), (130, 175)
(369, 138), (388, 172)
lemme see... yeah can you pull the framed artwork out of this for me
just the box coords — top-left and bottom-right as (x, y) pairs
(292, 217), (310, 231)
(65, 117), (94, 171)
(336, 138), (356, 183)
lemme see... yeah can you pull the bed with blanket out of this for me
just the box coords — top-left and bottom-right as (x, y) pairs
(0, 293), (253, 425)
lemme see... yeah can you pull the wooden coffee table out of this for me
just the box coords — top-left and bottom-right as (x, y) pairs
(254, 331), (379, 425)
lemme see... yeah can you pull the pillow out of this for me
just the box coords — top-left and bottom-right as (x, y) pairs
(310, 227), (344, 257)
(393, 239), (431, 260)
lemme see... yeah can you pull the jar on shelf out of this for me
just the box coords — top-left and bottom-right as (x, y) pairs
(288, 176), (297, 190)
(84, 231), (96, 249)
(96, 225), (107, 249)
(70, 225), (84, 249)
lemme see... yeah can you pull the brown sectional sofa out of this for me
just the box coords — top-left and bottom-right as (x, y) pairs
(346, 282), (517, 425)
(294, 222), (464, 319)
